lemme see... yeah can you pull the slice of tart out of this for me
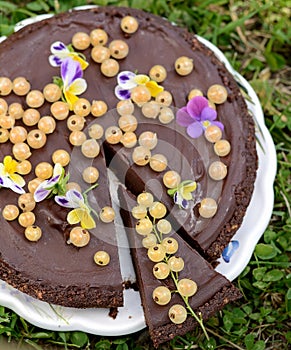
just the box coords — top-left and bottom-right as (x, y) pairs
(118, 186), (242, 347)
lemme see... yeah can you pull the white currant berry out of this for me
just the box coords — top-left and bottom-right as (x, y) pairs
(204, 125), (222, 143)
(135, 218), (153, 235)
(120, 131), (137, 148)
(81, 139), (100, 158)
(120, 16), (139, 34)
(147, 244), (166, 262)
(72, 32), (91, 50)
(168, 304), (187, 324)
(208, 161), (227, 180)
(132, 205), (147, 219)
(161, 237), (179, 254)
(137, 192), (154, 207)
(100, 206), (115, 223)
(149, 154), (168, 172)
(2, 204), (19, 221)
(94, 251), (110, 266)
(12, 77), (30, 96)
(163, 170), (181, 189)
(116, 99), (134, 115)
(138, 131), (158, 150)
(142, 234), (157, 249)
(90, 28), (108, 46)
(152, 286), (171, 305)
(91, 45), (111, 63)
(198, 198), (218, 218)
(175, 56), (194, 76)
(167, 256), (184, 272)
(73, 98), (91, 117)
(141, 101), (160, 119)
(68, 226), (90, 247)
(0, 77), (12, 96)
(132, 146), (151, 166)
(214, 139), (231, 157)
(91, 100), (108, 117)
(177, 278), (198, 297)
(26, 90), (44, 108)
(109, 40), (129, 59)
(153, 262), (170, 279)
(207, 84), (228, 104)
(25, 225), (42, 242)
(100, 58), (119, 77)
(157, 219), (172, 234)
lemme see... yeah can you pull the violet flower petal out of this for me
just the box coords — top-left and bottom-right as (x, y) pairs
(34, 187), (51, 202)
(117, 71), (136, 89)
(0, 176), (5, 186)
(174, 191), (189, 209)
(51, 41), (67, 52)
(187, 122), (204, 138)
(212, 120), (224, 131)
(187, 96), (209, 119)
(200, 106), (217, 121)
(9, 182), (25, 194)
(181, 198), (189, 209)
(49, 55), (62, 67)
(176, 107), (194, 127)
(61, 58), (82, 87)
(115, 86), (131, 100)
(66, 189), (84, 208)
(45, 175), (61, 189)
(54, 195), (73, 208)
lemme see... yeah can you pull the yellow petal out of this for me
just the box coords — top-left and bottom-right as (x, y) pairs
(80, 211), (96, 230)
(67, 208), (82, 225)
(71, 55), (89, 70)
(4, 156), (18, 174)
(134, 74), (150, 85)
(181, 182), (197, 200)
(181, 190), (193, 200)
(184, 182), (197, 193)
(64, 90), (79, 110)
(146, 80), (164, 97)
(9, 173), (25, 187)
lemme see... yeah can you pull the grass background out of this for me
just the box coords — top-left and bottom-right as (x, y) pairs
(0, 0), (290, 349)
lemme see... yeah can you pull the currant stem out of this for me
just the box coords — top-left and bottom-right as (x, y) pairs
(170, 270), (210, 341)
(83, 183), (99, 219)
(83, 183), (99, 195)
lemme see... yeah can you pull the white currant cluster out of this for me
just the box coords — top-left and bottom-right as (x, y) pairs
(132, 191), (199, 325)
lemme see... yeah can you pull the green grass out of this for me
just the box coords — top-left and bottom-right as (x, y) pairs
(0, 0), (290, 349)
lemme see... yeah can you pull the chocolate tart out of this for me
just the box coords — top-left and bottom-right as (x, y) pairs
(0, 4), (256, 322)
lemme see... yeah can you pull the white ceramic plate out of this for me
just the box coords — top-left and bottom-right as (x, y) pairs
(0, 10), (276, 336)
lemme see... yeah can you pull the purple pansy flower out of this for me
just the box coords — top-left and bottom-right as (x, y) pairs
(176, 96), (224, 138)
(0, 156), (25, 194)
(49, 41), (88, 70)
(114, 71), (163, 100)
(60, 58), (87, 110)
(55, 189), (96, 229)
(34, 163), (65, 202)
